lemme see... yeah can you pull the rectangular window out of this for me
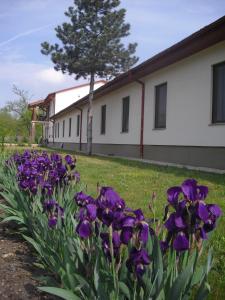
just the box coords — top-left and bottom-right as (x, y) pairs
(58, 123), (59, 138)
(69, 118), (72, 137)
(101, 105), (106, 134)
(54, 123), (57, 138)
(212, 62), (225, 123)
(77, 115), (80, 137)
(155, 83), (167, 129)
(122, 96), (130, 133)
(63, 120), (65, 137)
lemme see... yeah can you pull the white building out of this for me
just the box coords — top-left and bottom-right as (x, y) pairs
(30, 16), (225, 171)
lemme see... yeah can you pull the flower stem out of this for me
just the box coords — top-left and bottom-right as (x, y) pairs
(109, 225), (118, 299)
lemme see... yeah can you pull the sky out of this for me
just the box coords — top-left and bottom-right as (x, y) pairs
(0, 0), (225, 107)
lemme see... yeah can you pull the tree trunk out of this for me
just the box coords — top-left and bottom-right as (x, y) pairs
(87, 73), (95, 155)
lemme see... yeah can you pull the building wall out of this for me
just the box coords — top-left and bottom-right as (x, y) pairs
(92, 83), (142, 144)
(48, 41), (225, 170)
(54, 81), (105, 115)
(144, 40), (225, 147)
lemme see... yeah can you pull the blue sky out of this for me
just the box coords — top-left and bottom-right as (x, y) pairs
(0, 0), (224, 107)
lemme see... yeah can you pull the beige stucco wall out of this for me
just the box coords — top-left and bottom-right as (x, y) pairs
(143, 40), (225, 147)
(54, 81), (105, 115)
(92, 82), (142, 144)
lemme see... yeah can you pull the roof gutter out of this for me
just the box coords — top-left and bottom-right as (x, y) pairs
(136, 80), (145, 159)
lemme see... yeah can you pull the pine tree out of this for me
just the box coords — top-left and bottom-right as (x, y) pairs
(41, 0), (138, 155)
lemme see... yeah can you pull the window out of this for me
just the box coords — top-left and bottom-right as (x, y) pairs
(77, 115), (80, 137)
(63, 120), (65, 137)
(101, 105), (106, 134)
(54, 123), (57, 138)
(122, 96), (130, 133)
(155, 83), (167, 129)
(69, 118), (72, 137)
(212, 62), (225, 123)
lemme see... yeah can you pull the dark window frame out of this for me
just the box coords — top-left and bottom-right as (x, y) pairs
(62, 120), (65, 137)
(122, 96), (130, 133)
(69, 118), (72, 137)
(154, 82), (167, 129)
(54, 123), (57, 138)
(77, 115), (80, 137)
(212, 61), (225, 124)
(58, 123), (59, 138)
(101, 105), (106, 135)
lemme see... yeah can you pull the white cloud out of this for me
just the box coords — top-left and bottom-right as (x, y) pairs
(36, 68), (69, 84)
(0, 58), (87, 106)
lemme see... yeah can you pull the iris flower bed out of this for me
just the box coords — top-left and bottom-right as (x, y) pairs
(0, 150), (222, 300)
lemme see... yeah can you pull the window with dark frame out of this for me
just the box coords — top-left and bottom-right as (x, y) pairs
(101, 105), (106, 134)
(69, 118), (72, 137)
(55, 123), (57, 138)
(62, 120), (65, 137)
(77, 115), (80, 137)
(155, 83), (167, 129)
(122, 96), (130, 133)
(212, 61), (225, 123)
(58, 122), (59, 138)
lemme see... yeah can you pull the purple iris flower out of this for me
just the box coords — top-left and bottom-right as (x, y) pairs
(74, 192), (94, 207)
(48, 216), (58, 228)
(126, 247), (151, 277)
(76, 220), (92, 239)
(43, 199), (57, 213)
(98, 187), (125, 211)
(65, 155), (73, 165)
(173, 232), (189, 252)
(134, 209), (145, 221)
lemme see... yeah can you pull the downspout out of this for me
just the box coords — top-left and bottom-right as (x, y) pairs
(136, 80), (145, 159)
(77, 107), (83, 151)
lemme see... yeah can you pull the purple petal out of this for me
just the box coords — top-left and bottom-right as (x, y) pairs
(86, 204), (97, 221)
(160, 241), (169, 253)
(167, 186), (182, 206)
(207, 204), (222, 218)
(134, 209), (144, 221)
(181, 179), (197, 201)
(113, 231), (121, 248)
(76, 220), (92, 239)
(121, 227), (133, 244)
(122, 216), (136, 227)
(174, 216), (186, 229)
(196, 202), (209, 222)
(173, 232), (189, 251)
(48, 216), (57, 228)
(164, 213), (176, 231)
(138, 223), (149, 243)
(197, 185), (208, 200)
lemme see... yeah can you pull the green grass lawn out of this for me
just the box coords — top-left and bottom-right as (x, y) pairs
(2, 146), (225, 299)
(58, 150), (225, 300)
